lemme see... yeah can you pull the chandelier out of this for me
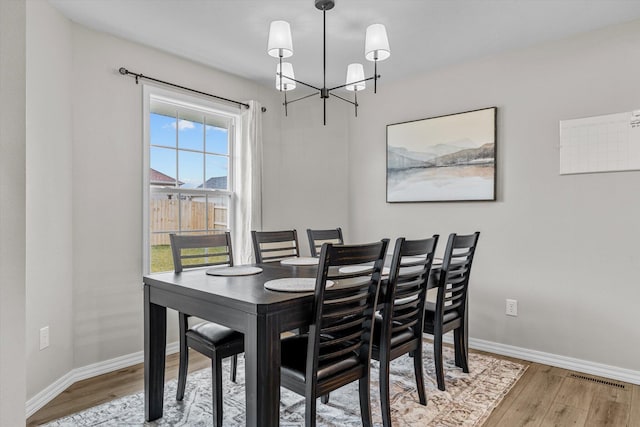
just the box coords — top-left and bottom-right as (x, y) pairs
(267, 0), (390, 125)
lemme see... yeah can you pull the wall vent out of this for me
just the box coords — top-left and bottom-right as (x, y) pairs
(569, 373), (625, 389)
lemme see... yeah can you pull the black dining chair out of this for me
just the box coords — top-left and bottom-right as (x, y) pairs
(251, 229), (300, 263)
(371, 235), (439, 427)
(280, 239), (389, 427)
(423, 232), (480, 391)
(169, 232), (244, 427)
(306, 227), (344, 257)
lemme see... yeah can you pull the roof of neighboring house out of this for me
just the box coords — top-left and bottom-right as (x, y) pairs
(199, 176), (228, 190)
(150, 168), (183, 186)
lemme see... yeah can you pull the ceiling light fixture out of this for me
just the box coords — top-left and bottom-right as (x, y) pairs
(267, 0), (390, 125)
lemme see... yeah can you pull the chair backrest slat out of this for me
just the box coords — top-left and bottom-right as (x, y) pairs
(317, 342), (362, 362)
(307, 227), (344, 257)
(169, 232), (233, 273)
(380, 236), (439, 352)
(306, 240), (388, 393)
(251, 230), (300, 263)
(436, 232), (480, 318)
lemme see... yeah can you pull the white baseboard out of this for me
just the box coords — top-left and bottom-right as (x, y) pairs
(26, 342), (179, 419)
(467, 337), (640, 385)
(433, 334), (640, 386)
(25, 370), (77, 421)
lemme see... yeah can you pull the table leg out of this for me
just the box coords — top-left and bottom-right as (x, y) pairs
(144, 285), (167, 421)
(245, 313), (281, 426)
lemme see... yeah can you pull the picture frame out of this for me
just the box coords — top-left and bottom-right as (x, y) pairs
(386, 107), (497, 202)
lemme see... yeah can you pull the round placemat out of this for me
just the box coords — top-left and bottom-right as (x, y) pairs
(264, 278), (334, 292)
(206, 266), (263, 276)
(280, 257), (320, 266)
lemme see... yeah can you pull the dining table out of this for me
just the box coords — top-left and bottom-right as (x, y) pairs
(142, 258), (453, 427)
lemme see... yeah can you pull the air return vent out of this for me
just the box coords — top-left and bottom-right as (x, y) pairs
(569, 374), (625, 389)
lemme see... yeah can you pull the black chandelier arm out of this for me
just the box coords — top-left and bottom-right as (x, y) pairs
(328, 74), (380, 92)
(328, 91), (357, 106)
(276, 73), (322, 92)
(283, 91), (320, 105)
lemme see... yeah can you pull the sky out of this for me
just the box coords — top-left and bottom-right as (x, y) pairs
(150, 112), (229, 189)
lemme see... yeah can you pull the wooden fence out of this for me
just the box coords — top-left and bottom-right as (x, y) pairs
(150, 199), (228, 245)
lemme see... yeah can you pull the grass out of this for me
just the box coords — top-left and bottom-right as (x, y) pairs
(151, 245), (174, 273)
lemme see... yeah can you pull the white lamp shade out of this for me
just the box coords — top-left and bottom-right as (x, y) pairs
(345, 63), (365, 91)
(364, 23), (390, 61)
(276, 62), (296, 91)
(268, 21), (293, 58)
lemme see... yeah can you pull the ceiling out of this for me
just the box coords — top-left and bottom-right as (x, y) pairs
(49, 0), (640, 91)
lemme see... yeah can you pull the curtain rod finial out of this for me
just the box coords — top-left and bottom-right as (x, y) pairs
(119, 67), (128, 75)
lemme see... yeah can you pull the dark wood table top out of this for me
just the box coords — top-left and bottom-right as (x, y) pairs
(143, 263), (319, 315)
(143, 260), (441, 315)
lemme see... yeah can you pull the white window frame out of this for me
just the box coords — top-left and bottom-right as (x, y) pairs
(142, 84), (242, 274)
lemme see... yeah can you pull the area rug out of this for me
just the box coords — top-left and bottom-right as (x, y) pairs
(45, 339), (526, 426)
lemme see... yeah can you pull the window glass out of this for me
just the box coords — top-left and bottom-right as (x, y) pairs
(150, 147), (177, 187)
(150, 113), (176, 148)
(207, 194), (230, 230)
(177, 116), (204, 151)
(205, 154), (228, 190)
(147, 95), (234, 273)
(206, 125), (229, 155)
(178, 150), (204, 189)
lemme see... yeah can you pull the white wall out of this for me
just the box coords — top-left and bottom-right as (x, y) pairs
(0, 0), (27, 425)
(348, 19), (640, 371)
(69, 23), (282, 367)
(25, 0), (74, 399)
(262, 98), (351, 255)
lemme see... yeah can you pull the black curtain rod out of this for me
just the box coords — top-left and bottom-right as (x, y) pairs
(118, 67), (258, 111)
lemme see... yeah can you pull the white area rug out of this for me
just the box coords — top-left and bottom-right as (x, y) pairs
(46, 339), (526, 426)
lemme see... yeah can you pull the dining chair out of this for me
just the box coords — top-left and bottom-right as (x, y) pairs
(371, 235), (439, 427)
(306, 227), (344, 257)
(280, 239), (389, 427)
(251, 229), (300, 263)
(423, 232), (480, 391)
(169, 232), (244, 427)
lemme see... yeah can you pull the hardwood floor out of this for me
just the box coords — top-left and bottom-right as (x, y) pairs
(27, 349), (640, 426)
(482, 356), (640, 427)
(26, 350), (210, 427)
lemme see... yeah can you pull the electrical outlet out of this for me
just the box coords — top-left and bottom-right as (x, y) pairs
(506, 299), (518, 316)
(40, 326), (50, 350)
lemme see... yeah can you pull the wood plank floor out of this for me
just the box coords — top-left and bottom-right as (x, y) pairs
(27, 349), (640, 426)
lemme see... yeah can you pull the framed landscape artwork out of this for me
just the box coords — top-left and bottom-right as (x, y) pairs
(386, 107), (497, 202)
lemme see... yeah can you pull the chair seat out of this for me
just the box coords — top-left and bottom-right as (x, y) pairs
(371, 317), (414, 350)
(281, 335), (360, 383)
(423, 302), (460, 326)
(186, 322), (244, 348)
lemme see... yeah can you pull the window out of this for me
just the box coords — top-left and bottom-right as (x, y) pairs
(143, 88), (238, 273)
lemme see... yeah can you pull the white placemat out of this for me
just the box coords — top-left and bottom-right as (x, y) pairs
(400, 256), (443, 265)
(338, 265), (391, 276)
(280, 257), (319, 266)
(206, 266), (263, 276)
(264, 278), (334, 292)
(401, 256), (425, 264)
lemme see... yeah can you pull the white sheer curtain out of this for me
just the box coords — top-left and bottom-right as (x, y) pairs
(233, 100), (263, 264)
